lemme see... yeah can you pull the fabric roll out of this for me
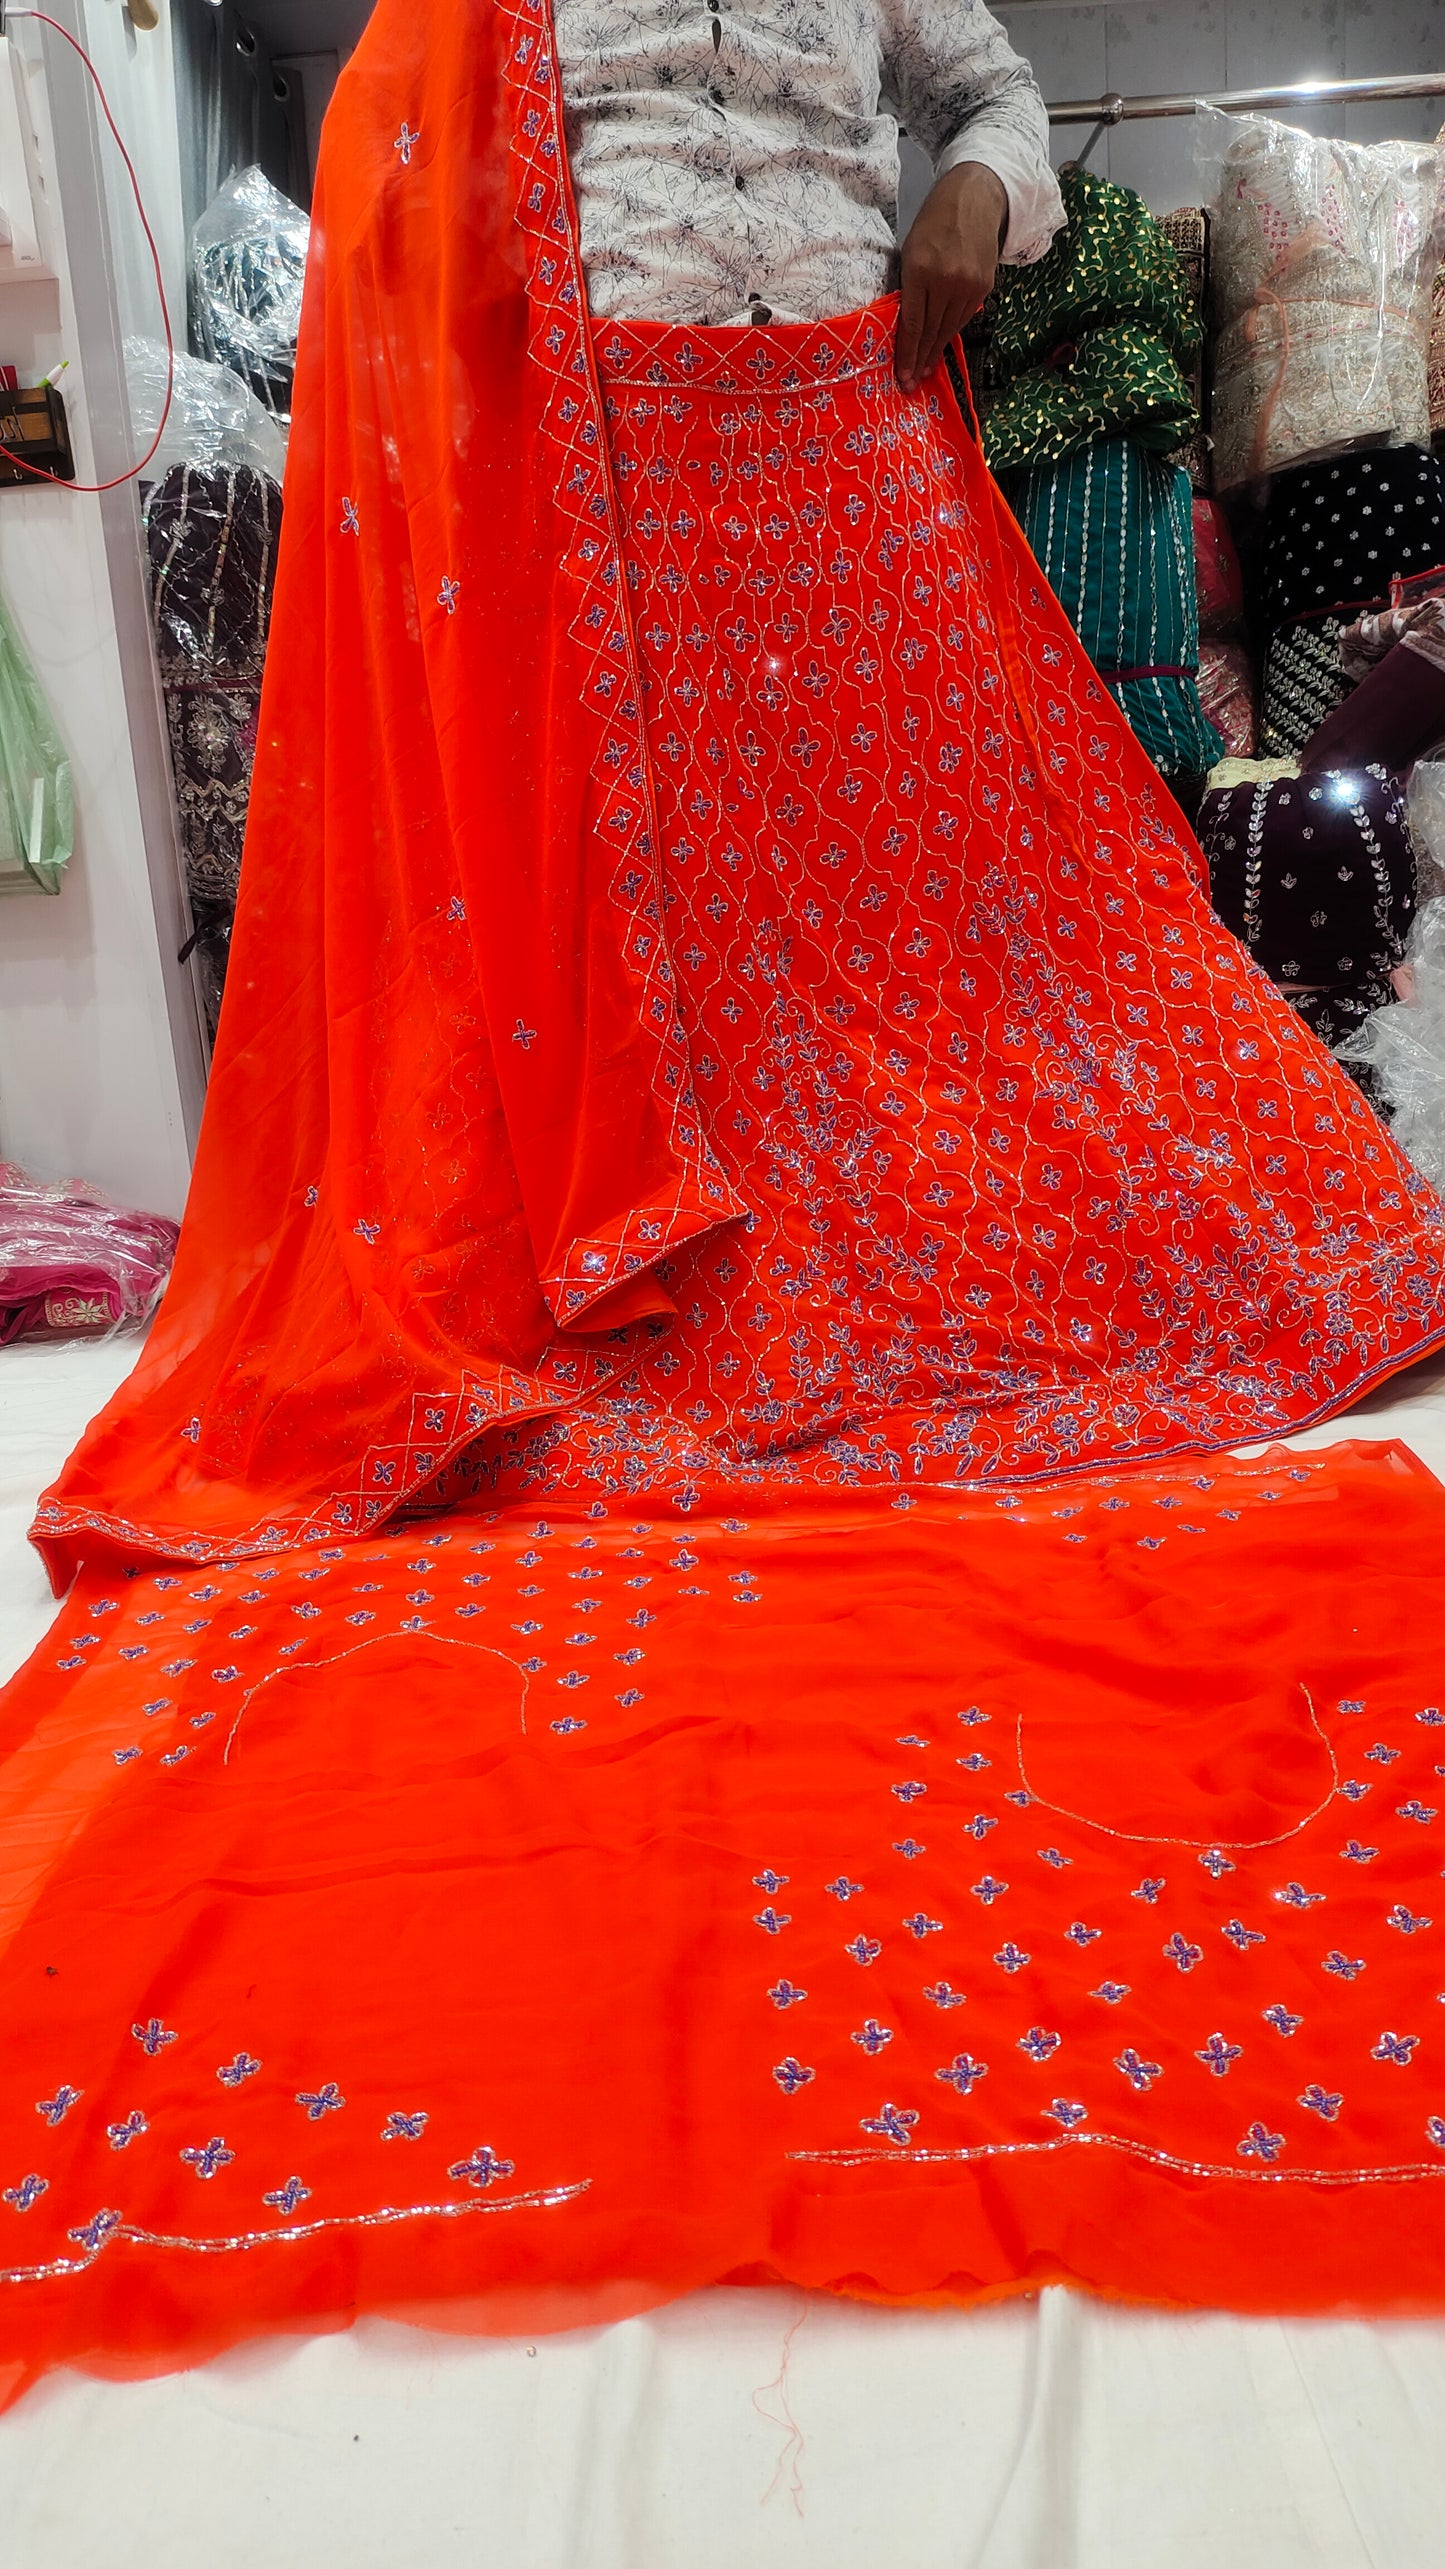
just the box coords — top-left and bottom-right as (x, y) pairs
(1259, 618), (1353, 758)
(1256, 448), (1445, 755)
(1261, 446), (1445, 632)
(1196, 763), (1415, 1049)
(1196, 639), (1255, 757)
(1205, 112), (1443, 492)
(1003, 436), (1223, 777)
(983, 166), (1199, 475)
(1158, 204), (1212, 489)
(1300, 605), (1445, 773)
(1193, 496), (1243, 634)
(145, 463), (282, 1037)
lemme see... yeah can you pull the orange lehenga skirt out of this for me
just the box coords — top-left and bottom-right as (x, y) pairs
(4, 0), (1445, 2407)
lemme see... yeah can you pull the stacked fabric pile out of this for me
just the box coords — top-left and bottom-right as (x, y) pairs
(1204, 107), (1440, 495)
(1198, 105), (1445, 758)
(146, 464), (283, 1039)
(961, 114), (1445, 1089)
(1253, 446), (1445, 756)
(1175, 110), (1445, 1077)
(982, 165), (1223, 790)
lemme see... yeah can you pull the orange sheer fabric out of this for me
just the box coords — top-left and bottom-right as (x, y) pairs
(5, 1443), (1445, 2408)
(31, 0), (1445, 1580)
(7, 0), (1445, 2410)
(32, 0), (743, 1589)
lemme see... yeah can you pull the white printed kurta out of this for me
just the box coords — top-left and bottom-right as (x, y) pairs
(554, 0), (1064, 324)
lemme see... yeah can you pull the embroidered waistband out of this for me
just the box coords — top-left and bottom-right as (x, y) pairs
(591, 296), (899, 395)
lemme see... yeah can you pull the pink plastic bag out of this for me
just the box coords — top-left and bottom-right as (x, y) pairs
(0, 1161), (178, 1345)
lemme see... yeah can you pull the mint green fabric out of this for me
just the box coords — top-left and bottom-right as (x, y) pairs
(0, 587), (72, 897)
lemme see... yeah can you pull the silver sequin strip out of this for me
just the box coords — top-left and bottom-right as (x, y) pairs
(0, 2179), (590, 2291)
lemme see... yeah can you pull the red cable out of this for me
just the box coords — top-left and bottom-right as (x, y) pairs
(0, 7), (174, 492)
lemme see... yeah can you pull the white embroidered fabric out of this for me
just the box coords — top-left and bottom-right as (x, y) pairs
(1200, 107), (1445, 495)
(553, 0), (1063, 326)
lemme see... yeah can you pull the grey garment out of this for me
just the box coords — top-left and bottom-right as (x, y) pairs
(555, 0), (1063, 326)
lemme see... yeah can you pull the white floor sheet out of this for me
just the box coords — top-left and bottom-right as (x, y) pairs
(3, 1336), (1445, 2568)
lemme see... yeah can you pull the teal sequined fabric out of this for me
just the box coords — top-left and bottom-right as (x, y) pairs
(1000, 436), (1224, 779)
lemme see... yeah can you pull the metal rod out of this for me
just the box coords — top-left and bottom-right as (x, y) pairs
(1048, 71), (1445, 127)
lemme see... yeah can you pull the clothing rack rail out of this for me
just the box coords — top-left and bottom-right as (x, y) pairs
(1048, 72), (1445, 173)
(1048, 71), (1445, 126)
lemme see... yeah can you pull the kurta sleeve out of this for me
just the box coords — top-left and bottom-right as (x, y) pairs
(882, 0), (1065, 265)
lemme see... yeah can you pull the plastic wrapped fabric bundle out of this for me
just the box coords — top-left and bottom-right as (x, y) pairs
(1002, 436), (1223, 778)
(0, 1161), (177, 1345)
(145, 464), (283, 1034)
(1197, 639), (1256, 756)
(1195, 762), (1416, 1056)
(1262, 447), (1445, 629)
(1340, 899), (1445, 1178)
(1200, 107), (1444, 494)
(1256, 445), (1445, 754)
(1408, 758), (1445, 896)
(190, 166), (310, 434)
(1259, 618), (1352, 757)
(982, 167), (1199, 475)
(1157, 205), (1212, 489)
(0, 589), (72, 898)
(1430, 262), (1445, 450)
(125, 337), (288, 485)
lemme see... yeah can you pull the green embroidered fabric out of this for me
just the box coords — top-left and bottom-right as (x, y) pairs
(982, 166), (1201, 475)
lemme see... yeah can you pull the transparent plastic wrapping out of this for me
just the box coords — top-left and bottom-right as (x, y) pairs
(125, 337), (288, 484)
(190, 166), (310, 434)
(1196, 638), (1256, 756)
(1340, 899), (1445, 1185)
(144, 463), (283, 1036)
(0, 587), (72, 897)
(0, 1162), (178, 1346)
(1199, 107), (1444, 493)
(1407, 759), (1445, 899)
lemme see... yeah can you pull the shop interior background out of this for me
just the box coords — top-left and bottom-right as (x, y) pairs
(0, 0), (1441, 1230)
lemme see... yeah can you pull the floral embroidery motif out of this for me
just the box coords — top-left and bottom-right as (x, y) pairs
(35, 2086), (82, 2126)
(447, 2145), (518, 2188)
(132, 2020), (177, 2056)
(860, 2101), (919, 2145)
(180, 2136), (236, 2180)
(263, 2177), (312, 2215)
(773, 2057), (816, 2094)
(295, 2084), (346, 2121)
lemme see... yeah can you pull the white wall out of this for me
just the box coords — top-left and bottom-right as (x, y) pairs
(998, 0), (1445, 209)
(0, 0), (198, 1221)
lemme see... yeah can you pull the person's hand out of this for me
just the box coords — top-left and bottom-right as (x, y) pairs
(895, 161), (1008, 394)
